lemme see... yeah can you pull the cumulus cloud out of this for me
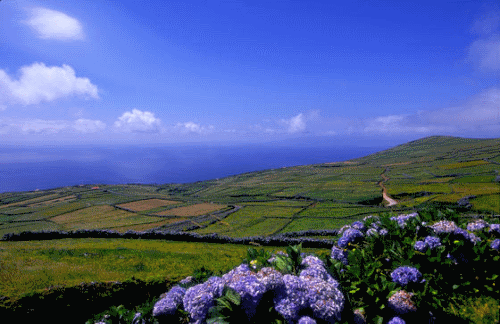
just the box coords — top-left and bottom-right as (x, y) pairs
(282, 113), (306, 133)
(24, 7), (84, 40)
(364, 115), (432, 134)
(0, 62), (99, 106)
(73, 119), (106, 133)
(114, 109), (161, 133)
(175, 122), (214, 134)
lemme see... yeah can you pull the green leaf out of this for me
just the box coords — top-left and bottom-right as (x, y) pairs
(452, 284), (459, 290)
(225, 288), (241, 306)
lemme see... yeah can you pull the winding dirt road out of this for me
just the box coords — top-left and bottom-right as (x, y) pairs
(379, 170), (398, 206)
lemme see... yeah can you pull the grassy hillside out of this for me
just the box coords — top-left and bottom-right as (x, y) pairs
(1, 136), (499, 239)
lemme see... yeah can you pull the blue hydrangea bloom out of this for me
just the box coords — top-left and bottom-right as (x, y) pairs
(390, 213), (418, 228)
(274, 275), (310, 323)
(226, 273), (267, 319)
(489, 224), (500, 235)
(152, 286), (186, 317)
(366, 228), (379, 237)
(468, 232), (482, 245)
(301, 255), (325, 268)
(467, 220), (489, 232)
(430, 220), (459, 234)
(183, 282), (218, 322)
(424, 236), (441, 249)
(338, 228), (364, 248)
(391, 266), (422, 286)
(379, 228), (389, 236)
(491, 239), (500, 250)
(331, 246), (349, 265)
(452, 228), (470, 241)
(303, 276), (344, 322)
(298, 316), (317, 324)
(351, 221), (366, 231)
(256, 267), (284, 291)
(413, 240), (427, 253)
(387, 290), (416, 314)
(387, 316), (406, 324)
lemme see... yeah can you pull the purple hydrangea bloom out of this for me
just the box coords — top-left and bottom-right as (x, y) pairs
(379, 228), (389, 236)
(489, 224), (500, 235)
(331, 246), (349, 265)
(391, 266), (422, 286)
(414, 240), (427, 253)
(390, 213), (418, 228)
(298, 316), (317, 324)
(338, 228), (364, 248)
(452, 228), (470, 241)
(338, 225), (352, 236)
(430, 220), (458, 234)
(468, 232), (482, 245)
(387, 316), (406, 324)
(183, 281), (220, 322)
(387, 290), (417, 314)
(301, 255), (325, 268)
(491, 239), (500, 250)
(256, 267), (284, 291)
(179, 276), (193, 285)
(226, 273), (267, 319)
(467, 220), (489, 232)
(424, 236), (441, 249)
(152, 286), (186, 317)
(351, 221), (366, 231)
(274, 275), (310, 323)
(303, 276), (344, 322)
(366, 228), (379, 237)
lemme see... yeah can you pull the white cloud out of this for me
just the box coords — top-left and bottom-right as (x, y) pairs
(363, 87), (500, 136)
(73, 119), (106, 133)
(0, 62), (99, 106)
(24, 7), (84, 40)
(20, 119), (70, 134)
(471, 10), (500, 35)
(282, 113), (306, 133)
(175, 122), (214, 134)
(468, 36), (500, 71)
(114, 109), (161, 133)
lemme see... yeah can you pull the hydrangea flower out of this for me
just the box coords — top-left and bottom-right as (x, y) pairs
(256, 267), (284, 291)
(338, 228), (364, 248)
(298, 316), (317, 324)
(366, 228), (379, 237)
(413, 240), (427, 253)
(363, 215), (380, 222)
(424, 236), (441, 249)
(183, 277), (224, 322)
(379, 228), (389, 236)
(301, 255), (325, 268)
(467, 219), (489, 232)
(468, 232), (482, 245)
(331, 246), (349, 265)
(304, 276), (344, 322)
(273, 275), (310, 323)
(430, 220), (458, 234)
(491, 239), (500, 250)
(351, 221), (366, 231)
(225, 273), (267, 319)
(387, 290), (417, 314)
(152, 286), (186, 317)
(489, 224), (500, 235)
(338, 225), (352, 236)
(179, 276), (193, 285)
(387, 316), (406, 324)
(390, 266), (422, 286)
(390, 213), (418, 228)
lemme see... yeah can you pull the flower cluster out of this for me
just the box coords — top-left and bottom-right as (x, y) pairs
(337, 228), (364, 248)
(331, 246), (349, 265)
(414, 236), (442, 252)
(152, 286), (186, 317)
(430, 220), (459, 234)
(387, 290), (417, 314)
(466, 219), (489, 232)
(389, 213), (418, 228)
(390, 266), (423, 287)
(387, 316), (406, 324)
(489, 224), (500, 236)
(491, 239), (500, 250)
(154, 255), (344, 324)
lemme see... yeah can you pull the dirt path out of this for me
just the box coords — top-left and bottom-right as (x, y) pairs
(379, 169), (398, 206)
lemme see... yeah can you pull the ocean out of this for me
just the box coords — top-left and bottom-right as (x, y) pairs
(0, 144), (385, 193)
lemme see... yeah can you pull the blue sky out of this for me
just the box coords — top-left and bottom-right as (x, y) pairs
(1, 0), (499, 146)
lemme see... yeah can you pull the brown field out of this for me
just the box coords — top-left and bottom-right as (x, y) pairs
(0, 193), (61, 209)
(116, 199), (180, 212)
(28, 195), (76, 207)
(155, 203), (227, 217)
